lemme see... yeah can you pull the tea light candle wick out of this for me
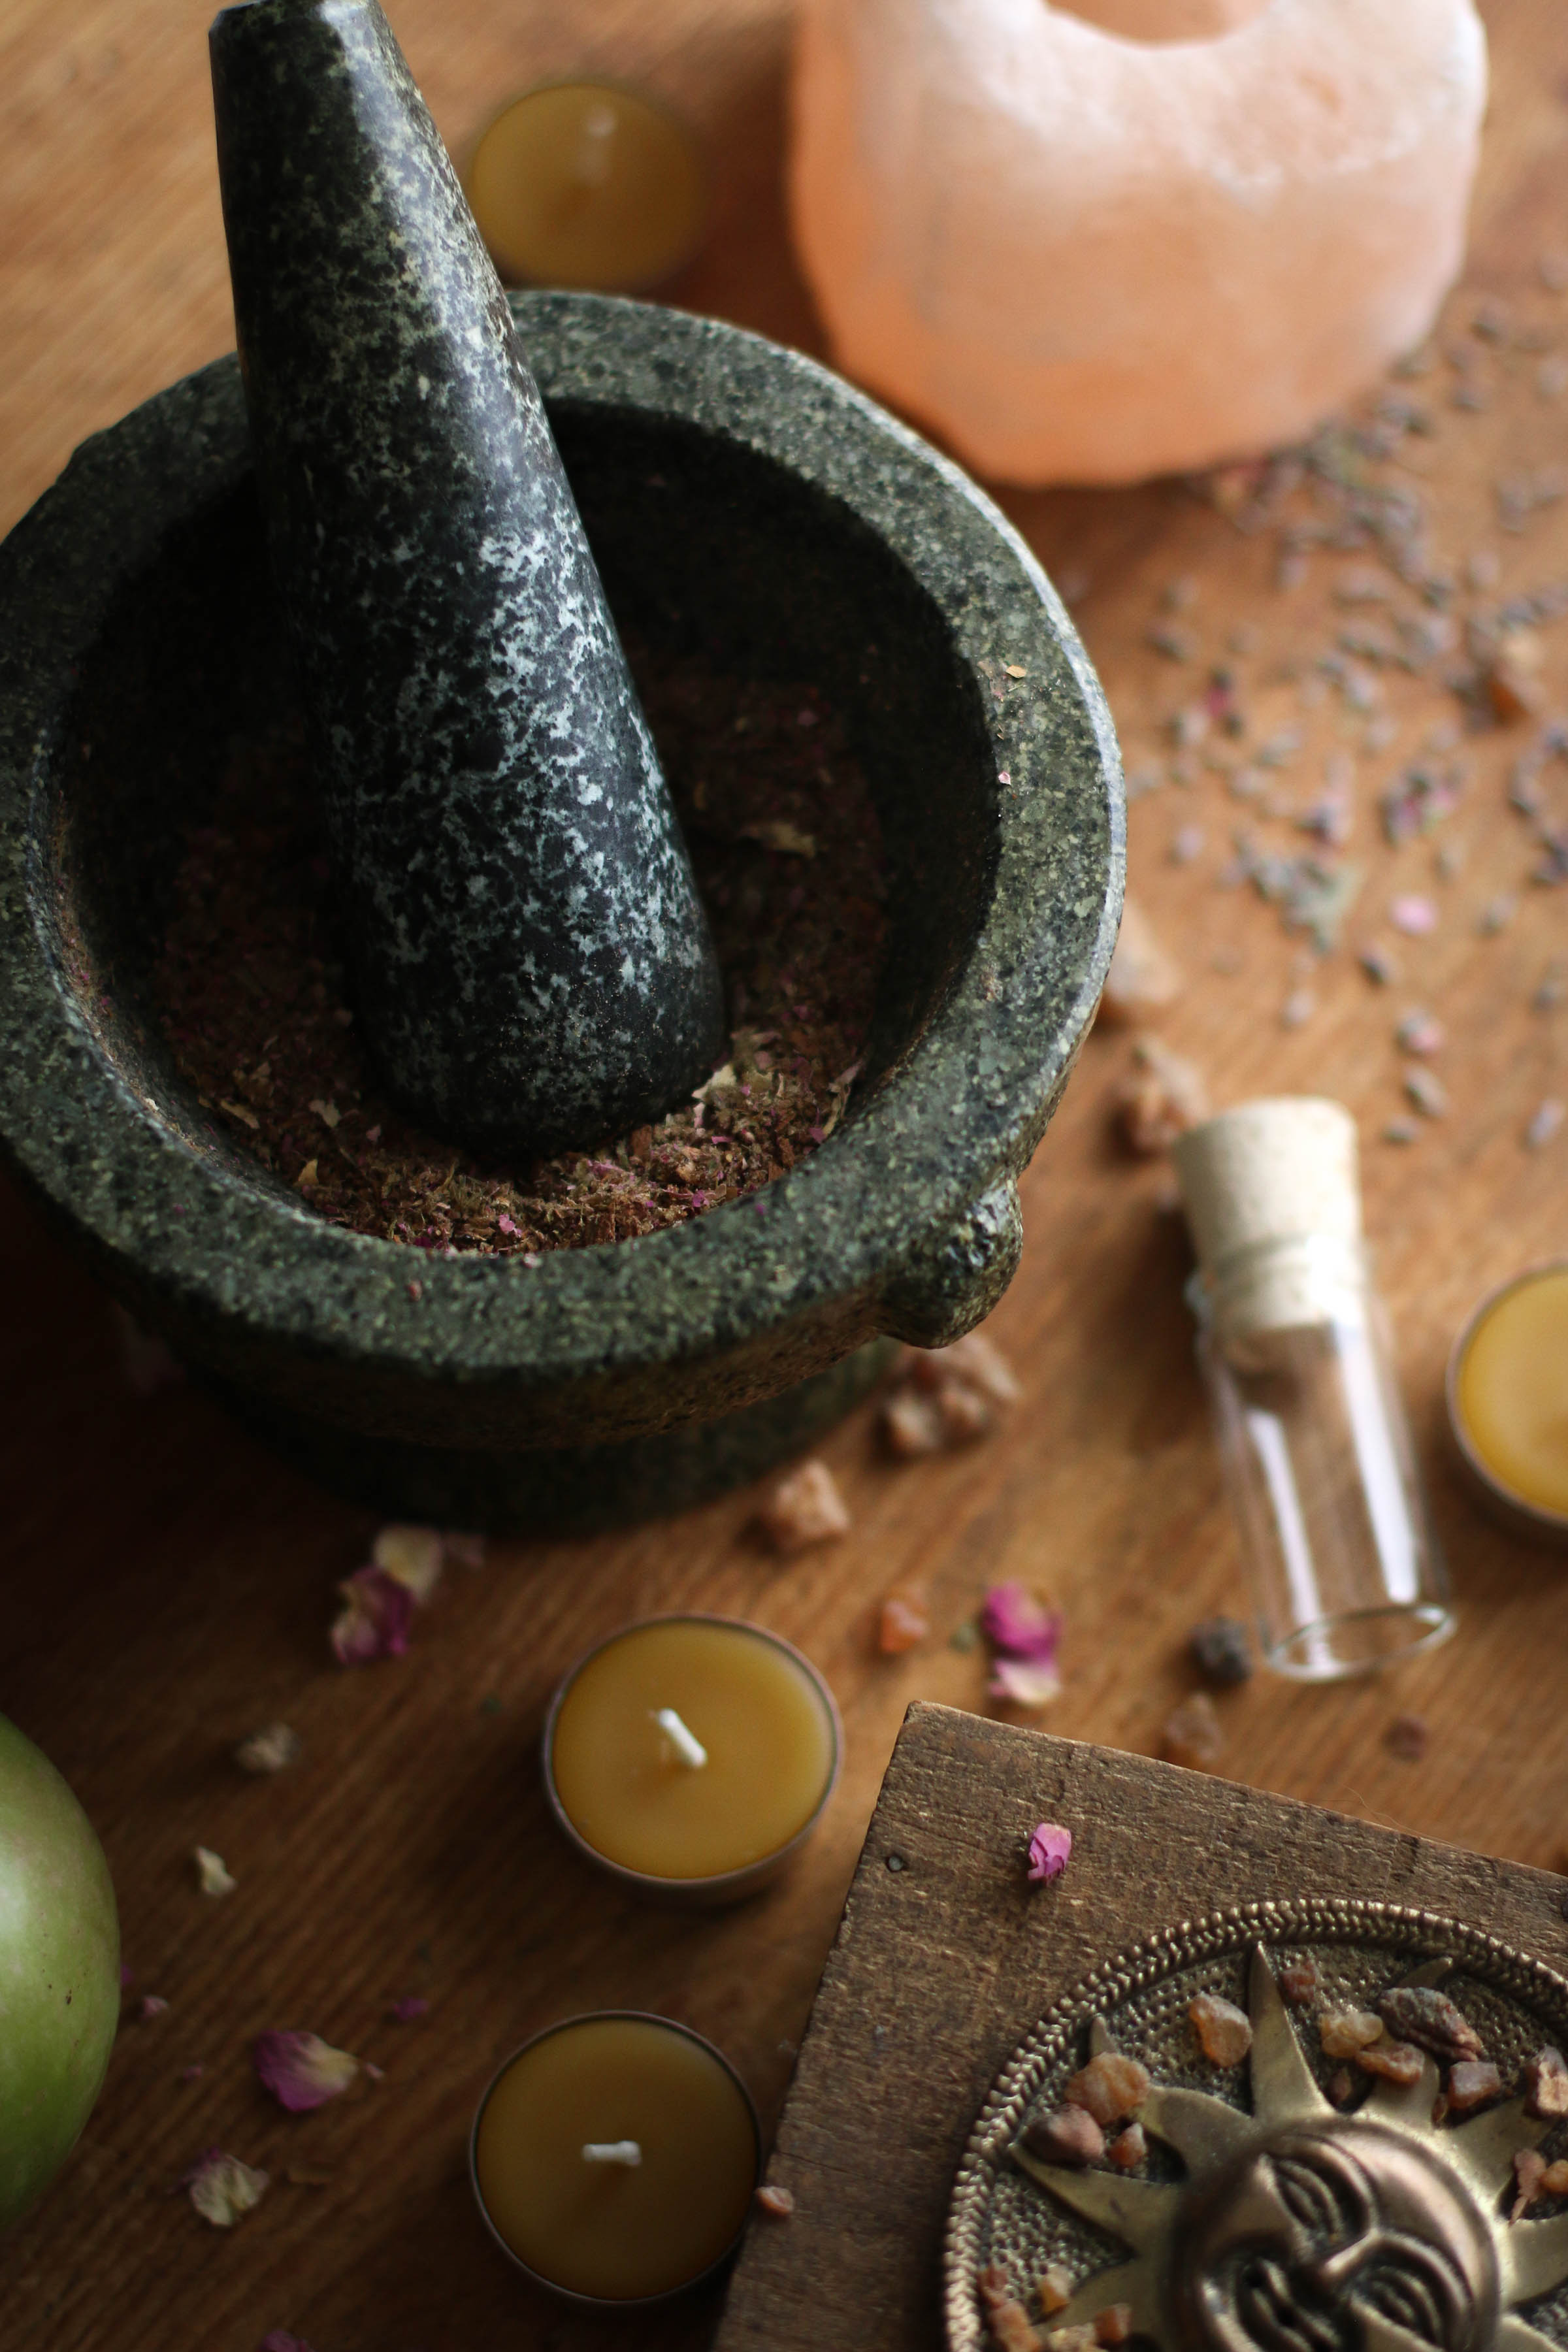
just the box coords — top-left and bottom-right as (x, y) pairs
(581, 2138), (642, 2166)
(651, 1707), (707, 1769)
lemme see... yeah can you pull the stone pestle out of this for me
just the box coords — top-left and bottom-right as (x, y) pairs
(208, 0), (726, 1159)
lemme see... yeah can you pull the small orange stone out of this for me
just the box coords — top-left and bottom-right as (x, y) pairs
(1189, 1992), (1252, 2067)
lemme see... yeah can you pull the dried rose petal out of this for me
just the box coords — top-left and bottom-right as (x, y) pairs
(184, 2148), (269, 2227)
(981, 1584), (1063, 1664)
(253, 2029), (359, 2113)
(1356, 2039), (1424, 2086)
(758, 1460), (851, 1554)
(235, 1722), (301, 1776)
(1064, 2050), (1149, 2125)
(993, 1657), (1063, 1710)
(330, 1565), (414, 1666)
(139, 1994), (169, 2021)
(1022, 2105), (1104, 2168)
(371, 1524), (444, 1603)
(1026, 1823), (1073, 1885)
(877, 1595), (930, 1655)
(755, 2183), (795, 2217)
(193, 1846), (237, 1899)
(390, 1995), (429, 2023)
(1320, 2008), (1384, 2058)
(1190, 1993), (1252, 2066)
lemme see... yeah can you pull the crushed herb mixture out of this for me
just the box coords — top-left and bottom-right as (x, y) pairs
(152, 649), (884, 1256)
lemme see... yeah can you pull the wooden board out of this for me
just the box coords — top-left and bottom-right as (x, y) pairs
(715, 1701), (1568, 2352)
(2, 3), (1568, 2349)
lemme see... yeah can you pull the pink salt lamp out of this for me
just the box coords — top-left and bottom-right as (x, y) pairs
(789, 0), (1487, 485)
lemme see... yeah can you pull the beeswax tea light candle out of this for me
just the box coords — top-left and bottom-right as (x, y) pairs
(544, 1616), (840, 1899)
(471, 2014), (759, 2304)
(1449, 1264), (1568, 1542)
(465, 82), (706, 293)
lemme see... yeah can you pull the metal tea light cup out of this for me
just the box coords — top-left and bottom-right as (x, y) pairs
(542, 1614), (843, 1908)
(1446, 1262), (1568, 1549)
(469, 2011), (761, 2310)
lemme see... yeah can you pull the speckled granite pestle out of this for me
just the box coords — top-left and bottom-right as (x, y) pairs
(208, 0), (725, 1157)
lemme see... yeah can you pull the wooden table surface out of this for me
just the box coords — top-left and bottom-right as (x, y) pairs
(3, 4), (1568, 2349)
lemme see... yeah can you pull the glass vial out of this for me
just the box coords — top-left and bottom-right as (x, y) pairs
(1175, 1100), (1454, 1681)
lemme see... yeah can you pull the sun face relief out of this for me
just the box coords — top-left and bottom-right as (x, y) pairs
(972, 1930), (1568, 2352)
(1179, 2118), (1499, 2352)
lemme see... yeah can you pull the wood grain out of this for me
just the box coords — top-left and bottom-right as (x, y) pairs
(716, 1703), (1568, 2352)
(3, 3), (1568, 2349)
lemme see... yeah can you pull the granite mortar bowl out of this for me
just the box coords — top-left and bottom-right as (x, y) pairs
(0, 295), (1123, 1533)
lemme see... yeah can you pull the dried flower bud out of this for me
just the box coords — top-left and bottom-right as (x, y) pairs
(1188, 1617), (1253, 1688)
(1064, 2051), (1150, 2128)
(1022, 2104), (1105, 2168)
(1320, 2008), (1384, 2058)
(1375, 1987), (1483, 2065)
(1525, 2046), (1568, 2119)
(759, 1460), (851, 1554)
(1446, 2061), (1501, 2113)
(1189, 1993), (1252, 2067)
(1027, 1824), (1073, 1885)
(877, 1595), (930, 1656)
(1162, 1692), (1225, 1771)
(1356, 2039), (1425, 2087)
(1279, 1959), (1321, 2007)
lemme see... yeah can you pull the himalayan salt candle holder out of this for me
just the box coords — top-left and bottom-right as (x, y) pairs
(1448, 1264), (1568, 1547)
(470, 2012), (760, 2305)
(543, 1616), (841, 1904)
(790, 0), (1488, 485)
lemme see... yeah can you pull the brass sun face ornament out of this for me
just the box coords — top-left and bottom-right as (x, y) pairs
(945, 1903), (1568, 2352)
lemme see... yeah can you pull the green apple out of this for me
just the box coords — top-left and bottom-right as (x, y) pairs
(0, 1712), (120, 2229)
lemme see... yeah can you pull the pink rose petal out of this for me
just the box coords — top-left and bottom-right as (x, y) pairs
(1389, 894), (1438, 936)
(1027, 1822), (1073, 1884)
(391, 1995), (429, 2023)
(184, 2147), (269, 2227)
(988, 1656), (1063, 1709)
(980, 1582), (1063, 1664)
(253, 2029), (359, 2113)
(329, 1565), (414, 1665)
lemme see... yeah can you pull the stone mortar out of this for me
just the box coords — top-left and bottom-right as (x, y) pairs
(0, 294), (1124, 1533)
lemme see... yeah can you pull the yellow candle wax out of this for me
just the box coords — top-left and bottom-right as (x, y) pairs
(1455, 1266), (1568, 1519)
(547, 1618), (836, 1884)
(473, 2014), (757, 2302)
(465, 83), (706, 294)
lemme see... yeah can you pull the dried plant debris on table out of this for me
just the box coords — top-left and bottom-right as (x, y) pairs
(151, 651), (885, 1256)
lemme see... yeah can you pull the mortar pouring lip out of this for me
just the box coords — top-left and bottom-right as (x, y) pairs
(0, 293), (1124, 1387)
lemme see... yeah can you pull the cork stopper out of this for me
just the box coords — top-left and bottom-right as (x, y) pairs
(1173, 1098), (1364, 1340)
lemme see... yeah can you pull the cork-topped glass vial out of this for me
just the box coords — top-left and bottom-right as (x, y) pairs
(1175, 1098), (1453, 1680)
